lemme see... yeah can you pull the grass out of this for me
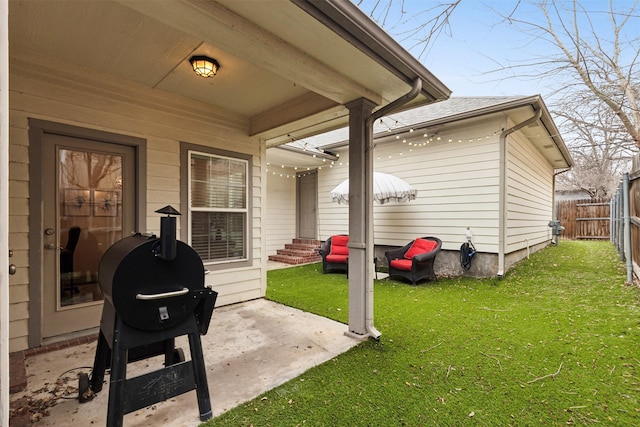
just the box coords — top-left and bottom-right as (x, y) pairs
(205, 241), (640, 426)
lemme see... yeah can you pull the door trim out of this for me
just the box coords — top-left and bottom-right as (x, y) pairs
(28, 119), (147, 348)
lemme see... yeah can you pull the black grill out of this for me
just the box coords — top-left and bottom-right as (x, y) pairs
(98, 234), (205, 331)
(84, 206), (217, 427)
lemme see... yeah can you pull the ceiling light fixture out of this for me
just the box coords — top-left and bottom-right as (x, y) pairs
(189, 55), (220, 78)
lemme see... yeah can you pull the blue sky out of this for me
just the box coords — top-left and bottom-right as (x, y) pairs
(355, 0), (638, 99)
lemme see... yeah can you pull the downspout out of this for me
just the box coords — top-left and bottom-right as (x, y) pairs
(497, 107), (542, 277)
(362, 78), (423, 339)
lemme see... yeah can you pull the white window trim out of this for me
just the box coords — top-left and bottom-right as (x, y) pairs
(187, 149), (249, 266)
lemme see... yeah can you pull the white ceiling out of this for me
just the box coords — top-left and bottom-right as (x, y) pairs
(9, 0), (449, 145)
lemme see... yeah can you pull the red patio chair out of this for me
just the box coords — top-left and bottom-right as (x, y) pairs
(385, 236), (441, 285)
(319, 235), (349, 274)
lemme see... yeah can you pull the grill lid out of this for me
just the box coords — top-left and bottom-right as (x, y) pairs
(98, 206), (206, 331)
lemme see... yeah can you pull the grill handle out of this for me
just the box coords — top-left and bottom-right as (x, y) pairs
(135, 287), (189, 300)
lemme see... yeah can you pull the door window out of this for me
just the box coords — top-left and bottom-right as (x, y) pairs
(58, 148), (123, 307)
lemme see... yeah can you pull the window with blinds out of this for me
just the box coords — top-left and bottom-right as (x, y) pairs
(189, 151), (247, 263)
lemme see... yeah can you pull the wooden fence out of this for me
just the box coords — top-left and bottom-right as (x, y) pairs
(555, 198), (610, 240)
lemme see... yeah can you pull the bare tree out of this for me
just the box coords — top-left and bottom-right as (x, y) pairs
(357, 0), (640, 198)
(355, 0), (462, 58)
(553, 89), (637, 197)
(498, 0), (640, 148)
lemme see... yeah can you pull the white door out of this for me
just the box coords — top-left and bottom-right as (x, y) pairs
(41, 134), (135, 339)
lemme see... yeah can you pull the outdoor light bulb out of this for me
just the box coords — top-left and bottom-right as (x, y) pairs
(448, 138), (453, 143)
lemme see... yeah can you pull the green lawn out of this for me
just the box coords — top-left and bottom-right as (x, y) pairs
(206, 241), (639, 426)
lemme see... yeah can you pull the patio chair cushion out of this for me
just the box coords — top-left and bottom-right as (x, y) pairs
(326, 254), (348, 263)
(404, 238), (438, 259)
(389, 258), (413, 271)
(330, 235), (349, 256)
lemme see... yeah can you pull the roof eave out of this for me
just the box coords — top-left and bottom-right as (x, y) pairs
(291, 0), (452, 103)
(527, 96), (574, 169)
(320, 95), (574, 168)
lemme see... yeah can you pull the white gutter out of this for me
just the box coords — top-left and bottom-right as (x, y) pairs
(497, 107), (542, 277)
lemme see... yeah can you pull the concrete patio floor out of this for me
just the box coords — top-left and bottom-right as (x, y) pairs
(10, 297), (361, 426)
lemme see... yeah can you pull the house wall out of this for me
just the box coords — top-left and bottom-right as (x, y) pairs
(308, 116), (556, 277)
(317, 119), (504, 255)
(504, 130), (554, 269)
(8, 53), (265, 351)
(266, 173), (297, 255)
(266, 112), (558, 277)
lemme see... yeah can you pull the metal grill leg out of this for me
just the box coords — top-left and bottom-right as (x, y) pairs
(90, 331), (109, 393)
(188, 332), (212, 421)
(107, 324), (128, 427)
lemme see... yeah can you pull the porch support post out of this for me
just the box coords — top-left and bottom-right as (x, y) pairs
(345, 98), (377, 337)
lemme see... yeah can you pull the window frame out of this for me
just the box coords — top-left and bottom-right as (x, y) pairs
(181, 143), (253, 270)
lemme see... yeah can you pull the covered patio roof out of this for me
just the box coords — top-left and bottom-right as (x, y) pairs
(9, 0), (450, 144)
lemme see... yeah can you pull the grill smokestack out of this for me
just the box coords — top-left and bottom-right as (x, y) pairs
(155, 205), (181, 261)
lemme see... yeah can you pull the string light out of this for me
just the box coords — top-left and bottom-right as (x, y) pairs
(267, 128), (504, 178)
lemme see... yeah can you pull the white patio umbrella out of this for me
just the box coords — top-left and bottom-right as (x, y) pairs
(329, 172), (418, 205)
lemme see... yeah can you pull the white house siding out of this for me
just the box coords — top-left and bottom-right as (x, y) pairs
(266, 173), (296, 256)
(505, 131), (554, 255)
(317, 120), (504, 254)
(8, 54), (265, 351)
